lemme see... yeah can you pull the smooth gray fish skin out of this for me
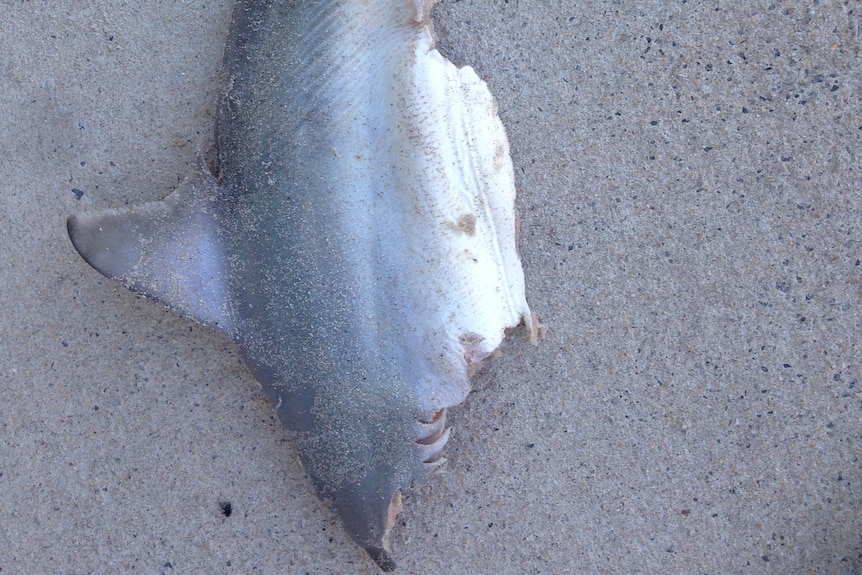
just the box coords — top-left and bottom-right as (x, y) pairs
(68, 0), (535, 570)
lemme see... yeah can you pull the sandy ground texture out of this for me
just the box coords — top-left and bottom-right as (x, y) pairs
(1, 1), (860, 573)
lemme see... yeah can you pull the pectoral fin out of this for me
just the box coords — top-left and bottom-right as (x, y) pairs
(67, 162), (234, 334)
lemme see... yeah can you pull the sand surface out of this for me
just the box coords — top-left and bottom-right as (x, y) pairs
(1, 1), (859, 573)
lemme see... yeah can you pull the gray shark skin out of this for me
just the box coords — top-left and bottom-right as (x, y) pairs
(67, 0), (535, 570)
